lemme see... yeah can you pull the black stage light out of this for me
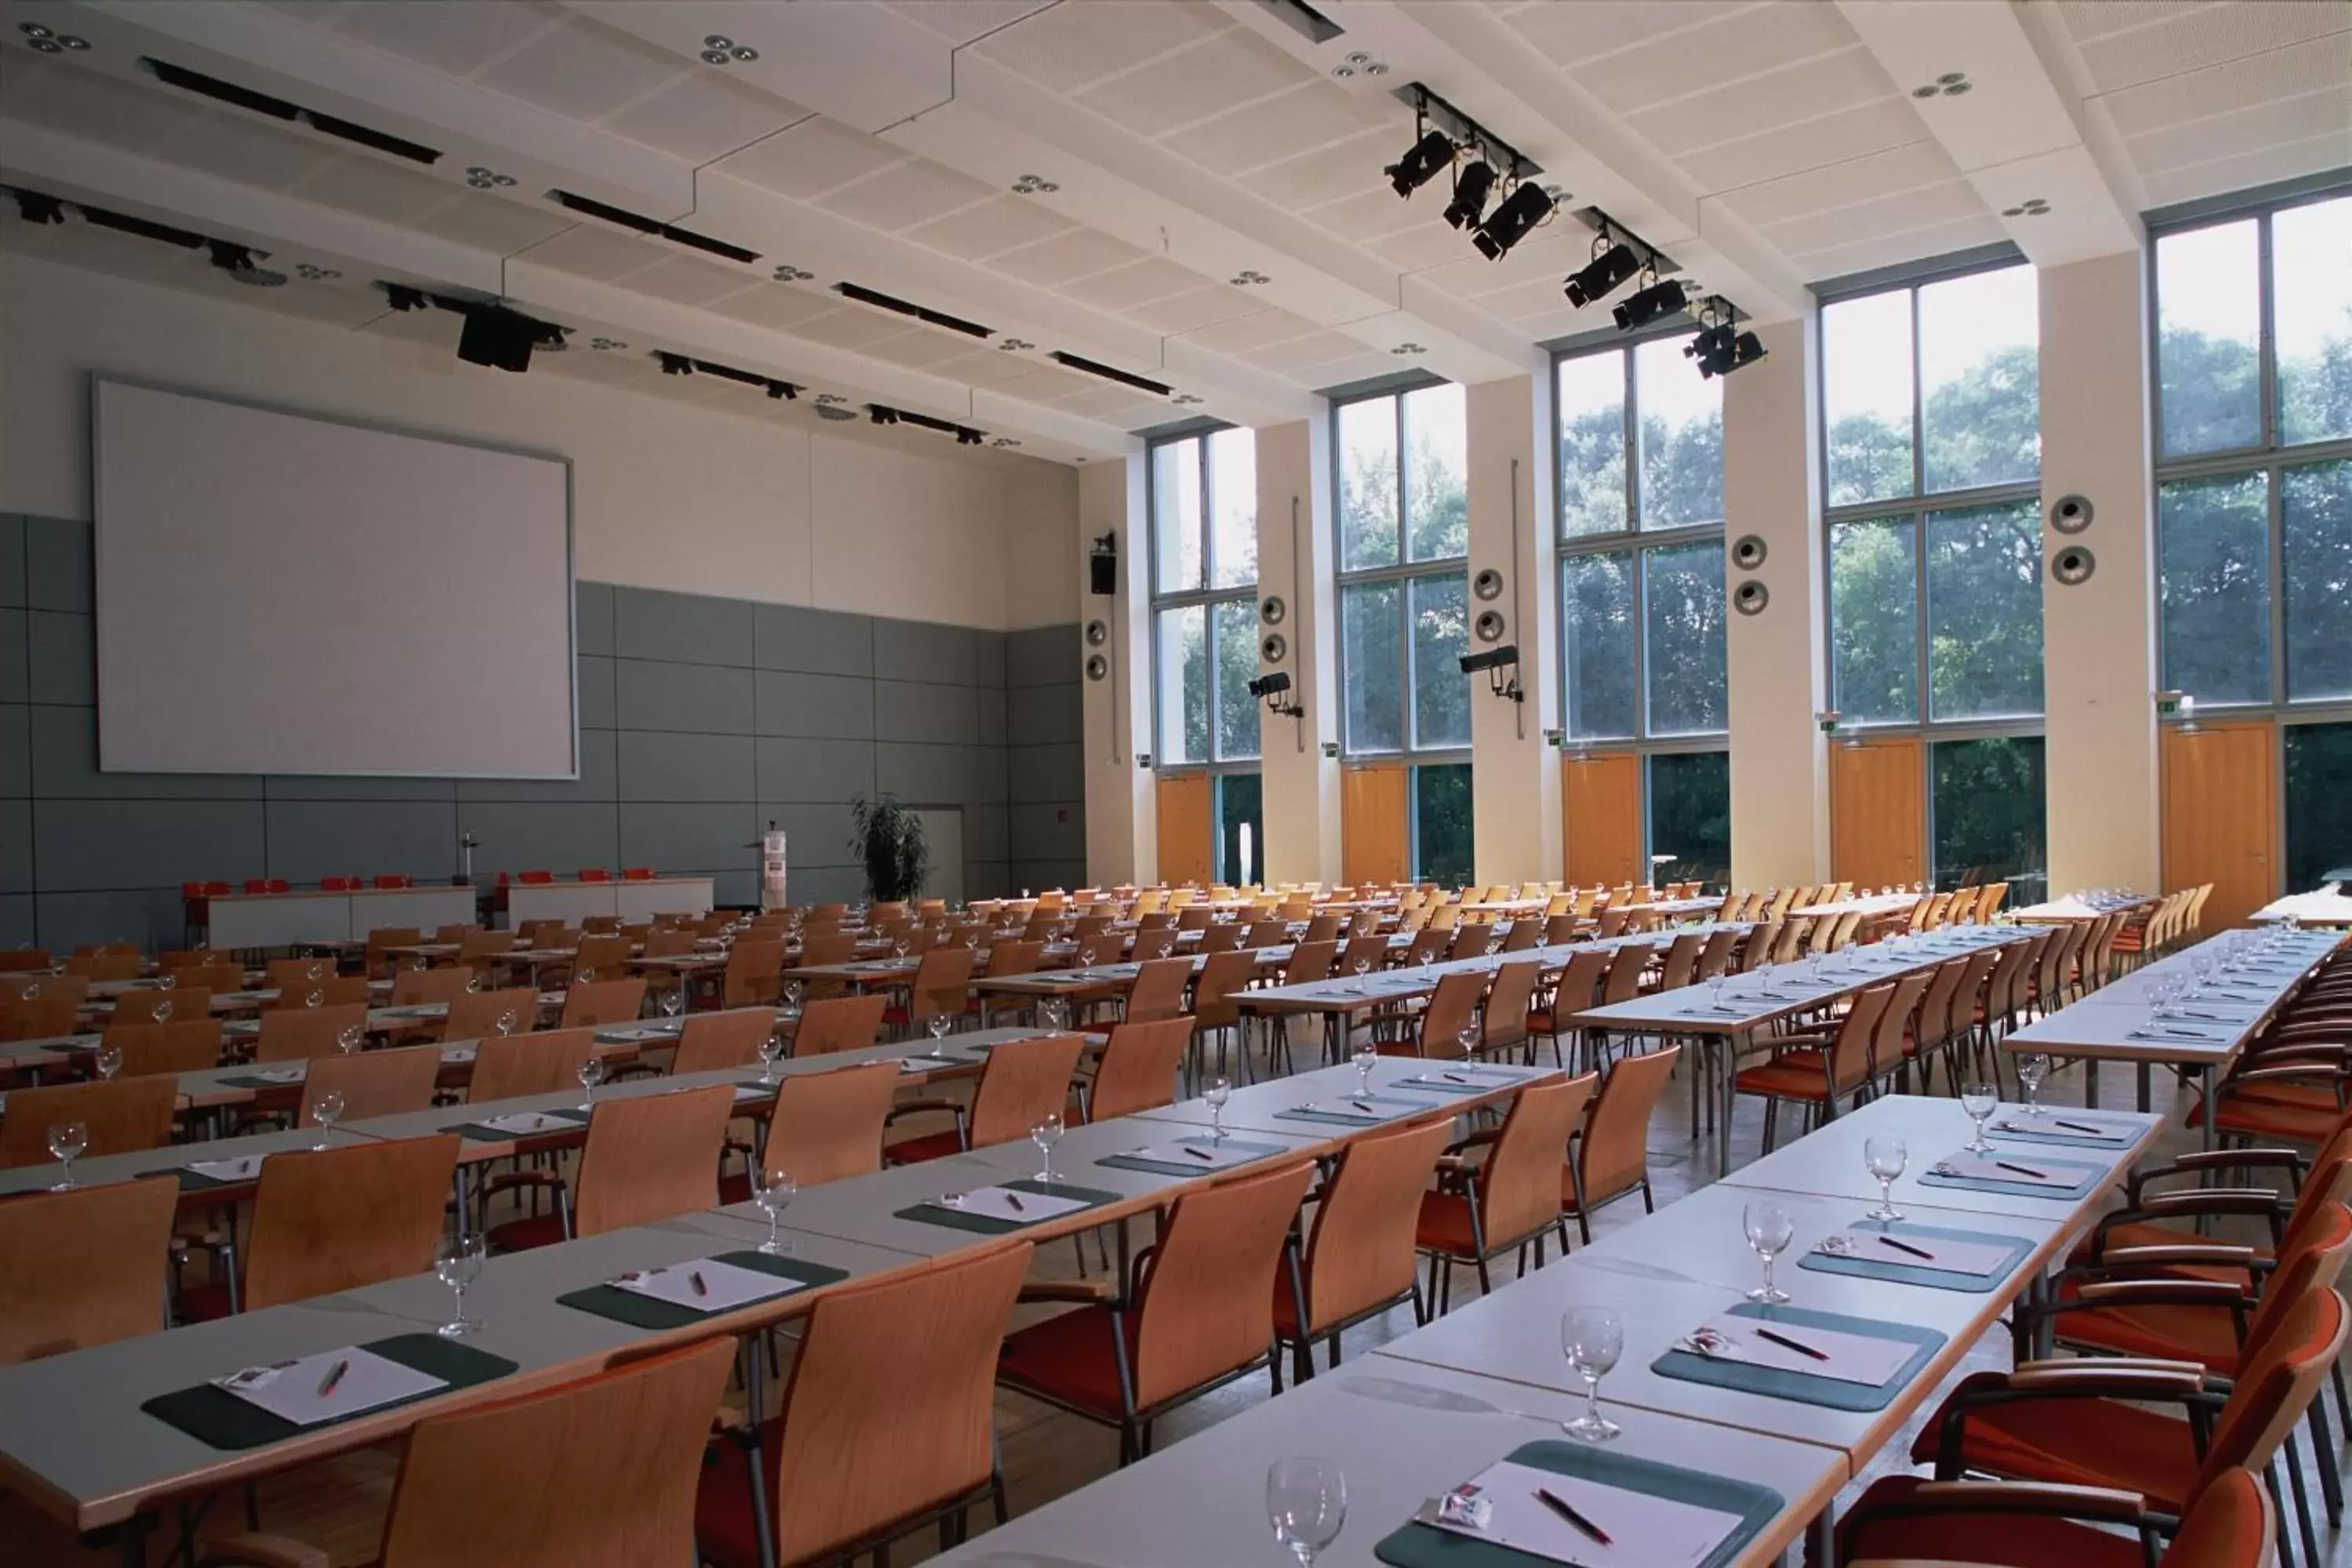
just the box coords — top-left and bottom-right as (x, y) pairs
(956, 427), (982, 445)
(384, 283), (427, 311)
(1565, 243), (1639, 307)
(456, 304), (537, 372)
(1471, 181), (1552, 260)
(1613, 277), (1687, 331)
(764, 379), (797, 400)
(657, 352), (693, 375)
(869, 405), (898, 425)
(1722, 331), (1767, 374)
(1443, 160), (1496, 230)
(1686, 323), (1737, 376)
(13, 190), (64, 224)
(1385, 129), (1455, 198)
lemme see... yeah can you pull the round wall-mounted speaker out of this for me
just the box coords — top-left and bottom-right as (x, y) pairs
(1260, 595), (1287, 626)
(1083, 653), (1109, 681)
(2050, 544), (2096, 586)
(2050, 494), (2093, 535)
(1083, 619), (1109, 647)
(1733, 580), (1769, 616)
(1261, 632), (1288, 664)
(1471, 567), (1505, 601)
(1731, 534), (1769, 570)
(1473, 609), (1508, 643)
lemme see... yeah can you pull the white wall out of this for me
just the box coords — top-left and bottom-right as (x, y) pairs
(0, 256), (1077, 632)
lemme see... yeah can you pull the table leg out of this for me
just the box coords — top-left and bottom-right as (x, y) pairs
(737, 1336), (778, 1568)
(111, 1514), (149, 1568)
(452, 1165), (474, 1239)
(2136, 1063), (2151, 1114)
(1803, 1503), (1832, 1567)
(1717, 1033), (1738, 1176)
(2084, 1059), (2100, 1109)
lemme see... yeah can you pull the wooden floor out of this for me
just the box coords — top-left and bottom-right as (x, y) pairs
(8, 1052), (2343, 1566)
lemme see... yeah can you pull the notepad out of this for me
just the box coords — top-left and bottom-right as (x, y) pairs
(1931, 1152), (2080, 1188)
(920, 1185), (1091, 1225)
(474, 1110), (579, 1137)
(185, 1155), (266, 1183)
(212, 1347), (445, 1428)
(1112, 1140), (1261, 1171)
(1991, 1116), (2129, 1142)
(608, 1258), (804, 1314)
(1678, 1316), (1914, 1387)
(1421, 1458), (1741, 1568)
(1812, 1228), (2013, 1277)
(252, 1066), (307, 1084)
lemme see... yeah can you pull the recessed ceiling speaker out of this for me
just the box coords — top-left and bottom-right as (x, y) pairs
(1260, 594), (1286, 626)
(1733, 580), (1769, 616)
(2050, 494), (2094, 535)
(1083, 619), (1109, 647)
(1083, 653), (1109, 681)
(1472, 567), (1505, 601)
(2051, 545), (2096, 586)
(1731, 534), (1768, 570)
(1261, 632), (1289, 663)
(1473, 609), (1508, 643)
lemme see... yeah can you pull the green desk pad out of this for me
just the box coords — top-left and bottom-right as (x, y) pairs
(445, 1108), (590, 1143)
(1918, 1152), (2103, 1200)
(1095, 1138), (1290, 1178)
(217, 1073), (307, 1091)
(1650, 1301), (1944, 1412)
(1276, 1094), (1436, 1127)
(1795, 1220), (2032, 1294)
(893, 1178), (1123, 1235)
(143, 1334), (516, 1450)
(556, 1250), (847, 1330)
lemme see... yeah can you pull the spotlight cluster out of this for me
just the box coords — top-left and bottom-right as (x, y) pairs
(1381, 88), (1556, 263)
(1563, 220), (1768, 378)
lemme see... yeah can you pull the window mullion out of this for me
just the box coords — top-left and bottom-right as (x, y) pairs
(1622, 348), (1640, 533)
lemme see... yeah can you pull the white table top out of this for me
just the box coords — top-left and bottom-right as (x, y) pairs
(1573, 927), (2024, 1033)
(1243, 925), (1751, 1018)
(2253, 884), (2352, 927)
(2007, 891), (2154, 922)
(1787, 893), (1922, 919)
(2005, 928), (2341, 1064)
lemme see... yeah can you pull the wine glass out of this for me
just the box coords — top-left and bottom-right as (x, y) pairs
(1206, 1077), (1230, 1143)
(336, 1024), (364, 1055)
(310, 1090), (346, 1151)
(757, 1032), (786, 1084)
(158, 971), (178, 991)
(577, 1054), (605, 1112)
(926, 1013), (954, 1050)
(96, 1045), (123, 1081)
(47, 1120), (89, 1191)
(782, 979), (806, 1018)
(892, 940), (909, 962)
(1864, 1136), (1907, 1222)
(495, 1007), (520, 1036)
(752, 1164), (796, 1254)
(1742, 1200), (1794, 1304)
(1041, 998), (1069, 1033)
(1352, 1041), (1377, 1095)
(434, 1234), (485, 1337)
(1456, 1022), (1479, 1065)
(1960, 1081), (1998, 1154)
(1265, 1457), (1347, 1566)
(2014, 1053), (2049, 1116)
(1560, 1306), (1624, 1442)
(575, 967), (597, 985)
(466, 973), (484, 993)
(1031, 1112), (1063, 1182)
(154, 996), (175, 1022)
(659, 989), (684, 1020)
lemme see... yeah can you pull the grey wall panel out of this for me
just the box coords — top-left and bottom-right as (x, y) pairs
(0, 611), (24, 703)
(264, 775), (456, 802)
(459, 728), (617, 804)
(578, 655), (615, 730)
(617, 730), (756, 803)
(1011, 858), (1087, 895)
(754, 671), (873, 740)
(24, 516), (92, 612)
(34, 889), (187, 950)
(1007, 625), (1074, 689)
(711, 868), (757, 907)
(1008, 801), (1086, 863)
(618, 802), (757, 873)
(1008, 742), (1084, 805)
(973, 630), (1007, 688)
(967, 803), (1010, 863)
(0, 704), (26, 797)
(966, 861), (1009, 900)
(0, 799), (30, 894)
(460, 802), (620, 877)
(29, 706), (259, 800)
(754, 737), (873, 804)
(266, 800), (459, 884)
(874, 618), (977, 687)
(1007, 682), (1083, 746)
(27, 611), (94, 705)
(875, 742), (975, 805)
(34, 800), (267, 891)
(0, 515), (24, 608)
(970, 746), (1009, 806)
(575, 581), (615, 657)
(974, 687), (1007, 747)
(757, 802), (858, 868)
(614, 659), (754, 735)
(753, 604), (872, 677)
(615, 586), (753, 668)
(786, 865), (866, 906)
(875, 680), (976, 746)
(0, 894), (33, 948)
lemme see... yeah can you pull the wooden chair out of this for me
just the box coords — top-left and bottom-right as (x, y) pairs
(267, 975), (372, 1010)
(442, 985), (540, 1043)
(102, 1018), (223, 1077)
(303, 1044), (441, 1124)
(166, 962), (244, 996)
(718, 940), (787, 1009)
(670, 1008), (778, 1075)
(0, 1076), (179, 1168)
(111, 989), (210, 1028)
(695, 1243), (1034, 1567)
(1189, 949), (1258, 1083)
(887, 946), (975, 1035)
(789, 993), (890, 1058)
(998, 1160), (1318, 1462)
(1562, 1046), (1678, 1242)
(364, 927), (423, 978)
(486, 1084), (734, 1250)
(467, 1029), (597, 1102)
(201, 1338), (735, 1568)
(567, 935), (634, 985)
(253, 1002), (371, 1063)
(1129, 928), (1180, 963)
(724, 1058), (902, 1199)
(1417, 1073), (1594, 1314)
(0, 989), (82, 1044)
(1275, 1117), (1451, 1382)
(390, 967), (477, 1007)
(1839, 1465), (2274, 1568)
(0, 1177), (179, 1364)
(1534, 948), (1612, 1072)
(887, 1032), (1088, 1164)
(68, 953), (142, 982)
(1733, 982), (1896, 1152)
(1080, 1016), (1192, 1122)
(1120, 956), (1192, 1025)
(558, 977), (646, 1029)
(1481, 959), (1543, 1062)
(980, 939), (1045, 979)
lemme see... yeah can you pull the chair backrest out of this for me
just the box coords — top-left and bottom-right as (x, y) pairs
(1482, 960), (1543, 1049)
(1416, 971), (1490, 1058)
(1592, 908), (1628, 939)
(1295, 1118), (1451, 1337)
(1825, 984), (1895, 1094)
(1654, 932), (1705, 991)
(2163, 1469), (2274, 1568)
(1867, 971), (1932, 1077)
(1580, 1047), (1678, 1207)
(1088, 1017), (1192, 1121)
(0, 1177), (179, 1364)
(1338, 935), (1390, 975)
(0, 990), (82, 1043)
(1696, 927), (1742, 979)
(1499, 920), (1541, 953)
(391, 967), (477, 1007)
(263, 957), (336, 994)
(1472, 1075), (1595, 1248)
(1911, 958), (1969, 1053)
(1130, 1160), (1319, 1409)
(1076, 932), (1125, 966)
(1130, 928), (1179, 963)
(0, 1076), (180, 1168)
(763, 1060), (900, 1188)
(1122, 956), (1194, 1025)
(365, 927), (423, 974)
(790, 993), (891, 1057)
(270, 975), (372, 1010)
(1406, 930), (1450, 967)
(718, 941), (786, 1007)
(255, 1001), (372, 1062)
(244, 1134), (463, 1311)
(1980, 938), (2038, 1023)
(1198, 924), (1244, 954)
(303, 1044), (442, 1124)
(378, 1337), (735, 1568)
(1283, 940), (1338, 985)
(670, 1008), (777, 1075)
(1738, 920), (1782, 972)
(902, 946), (977, 1024)
(983, 940), (1045, 978)
(103, 1018), (223, 1076)
(1448, 924), (1493, 962)
(2196, 1288), (2348, 1497)
(1303, 914), (1344, 944)
(560, 977), (646, 1029)
(112, 988), (210, 1027)
(1599, 943), (1653, 1006)
(966, 1032), (1089, 1148)
(764, 1243), (1034, 1566)
(572, 1084), (735, 1239)
(1191, 949), (1260, 1031)
(468, 1029), (597, 1102)
(68, 953), (143, 982)
(443, 986), (539, 1043)
(2242, 1203), (2352, 1365)
(570, 935), (634, 979)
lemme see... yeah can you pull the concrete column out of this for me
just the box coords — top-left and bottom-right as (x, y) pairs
(2039, 252), (2161, 894)
(1465, 374), (1561, 883)
(1254, 416), (1343, 886)
(1078, 451), (1152, 885)
(1724, 315), (1831, 887)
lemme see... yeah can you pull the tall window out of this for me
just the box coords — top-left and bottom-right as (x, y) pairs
(1336, 383), (1472, 878)
(1151, 427), (1261, 873)
(1556, 335), (1729, 878)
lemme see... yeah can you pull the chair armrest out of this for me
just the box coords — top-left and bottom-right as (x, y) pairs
(2127, 1146), (2303, 1203)
(2092, 1242), (2259, 1271)
(1443, 1127), (1501, 1156)
(883, 1098), (964, 1124)
(1851, 1479), (2152, 1530)
(195, 1535), (329, 1568)
(2007, 1357), (2209, 1393)
(1018, 1279), (1118, 1307)
(2036, 1278), (2255, 1316)
(2134, 1189), (2292, 1220)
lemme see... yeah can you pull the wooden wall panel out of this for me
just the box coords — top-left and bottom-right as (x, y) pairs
(2162, 720), (2277, 927)
(1831, 739), (1924, 891)
(1562, 753), (1643, 888)
(1154, 774), (1211, 888)
(1341, 764), (1410, 887)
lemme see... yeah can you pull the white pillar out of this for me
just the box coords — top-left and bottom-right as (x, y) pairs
(1078, 452), (1152, 885)
(2040, 252), (2161, 894)
(1254, 416), (1343, 886)
(1724, 316), (1831, 887)
(1465, 374), (1561, 883)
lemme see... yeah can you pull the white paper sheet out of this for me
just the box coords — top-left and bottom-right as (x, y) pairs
(1427, 1459), (1742, 1568)
(475, 1110), (579, 1136)
(214, 1346), (445, 1428)
(924, 1185), (1092, 1224)
(251, 1066), (307, 1084)
(1114, 1140), (1261, 1171)
(1932, 1152), (2082, 1189)
(185, 1155), (267, 1183)
(1813, 1229), (2013, 1277)
(1991, 1116), (2130, 1142)
(609, 1257), (803, 1313)
(1682, 1314), (1915, 1386)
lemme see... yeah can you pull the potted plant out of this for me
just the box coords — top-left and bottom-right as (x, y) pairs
(849, 793), (928, 902)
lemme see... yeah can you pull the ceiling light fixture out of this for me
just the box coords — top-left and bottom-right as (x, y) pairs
(991, 437), (1022, 448)
(1912, 71), (1969, 98)
(590, 336), (626, 351)
(384, 284), (428, 312)
(956, 427), (982, 446)
(771, 264), (814, 282)
(1613, 275), (1688, 332)
(1011, 174), (1060, 195)
(1564, 230), (1641, 307)
(206, 240), (288, 287)
(1443, 158), (1497, 230)
(1392, 343), (1426, 356)
(700, 34), (758, 64)
(764, 379), (797, 400)
(1472, 180), (1553, 260)
(657, 353), (693, 376)
(1230, 270), (1271, 287)
(2002, 198), (2053, 218)
(12, 190), (64, 224)
(1685, 298), (1767, 378)
(293, 263), (340, 281)
(869, 405), (898, 425)
(20, 20), (89, 53)
(463, 166), (516, 191)
(1385, 126), (1457, 199)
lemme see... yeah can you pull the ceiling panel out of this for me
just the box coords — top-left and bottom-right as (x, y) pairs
(781, 305), (918, 352)
(2138, 127), (2352, 207)
(1494, 1), (1751, 71)
(2125, 82), (2352, 172)
(1073, 27), (1316, 139)
(881, 0), (1058, 46)
(1061, 256), (1223, 312)
(715, 115), (910, 200)
(1568, 1), (1865, 119)
(325, 0), (564, 76)
(0, 52), (204, 147)
(986, 225), (1150, 288)
(1240, 130), (1403, 212)
(974, 2), (1229, 94)
(815, 158), (999, 232)
(1164, 83), (1393, 178)
(1754, 179), (1989, 254)
(902, 194), (1078, 260)
(1120, 285), (1269, 335)
(165, 112), (345, 191)
(616, 251), (762, 308)
(1715, 140), (1969, 228)
(1628, 48), (1900, 157)
(1675, 97), (1932, 196)
(1786, 211), (2011, 283)
(472, 15), (688, 122)
(516, 221), (666, 280)
(598, 73), (811, 162)
(2066, 1), (2349, 92)
(703, 281), (844, 332)
(2096, 27), (2352, 136)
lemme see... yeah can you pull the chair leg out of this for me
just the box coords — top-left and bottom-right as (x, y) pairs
(2283, 1433), (2321, 1568)
(2267, 1455), (2300, 1568)
(2307, 1400), (2343, 1524)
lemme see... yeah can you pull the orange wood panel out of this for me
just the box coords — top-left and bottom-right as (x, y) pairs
(1341, 764), (1410, 887)
(1562, 753), (1643, 888)
(1154, 774), (1212, 887)
(1830, 739), (1924, 891)
(2162, 720), (2277, 927)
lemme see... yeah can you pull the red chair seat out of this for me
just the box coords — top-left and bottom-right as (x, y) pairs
(1839, 1477), (2153, 1568)
(2189, 1094), (2345, 1142)
(998, 1304), (1136, 1419)
(881, 1005), (910, 1026)
(2067, 1219), (2266, 1283)
(485, 1210), (567, 1253)
(1415, 1189), (1481, 1257)
(694, 1420), (775, 1568)
(1524, 1010), (1557, 1034)
(176, 1279), (234, 1323)
(1731, 1050), (1831, 1101)
(2046, 1289), (2243, 1375)
(1905, 1375), (2200, 1512)
(885, 1129), (964, 1165)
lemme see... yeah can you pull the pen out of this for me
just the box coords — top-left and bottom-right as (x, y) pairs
(2053, 1120), (2107, 1136)
(1755, 1327), (1829, 1361)
(316, 1359), (349, 1398)
(1443, 1073), (1471, 1083)
(1874, 1234), (1936, 1260)
(1004, 1192), (1025, 1211)
(1183, 1145), (1217, 1161)
(1534, 1487), (1612, 1545)
(1995, 1160), (2050, 1180)
(689, 1271), (708, 1297)
(1350, 1099), (1378, 1112)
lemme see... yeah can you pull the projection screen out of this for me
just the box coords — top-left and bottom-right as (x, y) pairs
(93, 379), (576, 778)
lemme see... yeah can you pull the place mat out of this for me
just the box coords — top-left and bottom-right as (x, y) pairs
(896, 1054), (964, 1074)
(1097, 1137), (1288, 1177)
(1985, 1113), (2139, 1149)
(1374, 1440), (1782, 1568)
(180, 1153), (270, 1190)
(557, 1250), (846, 1330)
(1798, 1221), (2032, 1294)
(600, 1024), (681, 1043)
(1276, 1094), (1432, 1127)
(143, 1334), (515, 1450)
(893, 1178), (1121, 1235)
(219, 1068), (308, 1090)
(1393, 1068), (1526, 1095)
(1920, 1150), (2103, 1200)
(1651, 1302), (1944, 1411)
(447, 1108), (590, 1143)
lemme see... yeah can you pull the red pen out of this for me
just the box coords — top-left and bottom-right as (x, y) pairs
(316, 1359), (349, 1398)
(1535, 1487), (1612, 1545)
(1004, 1192), (1025, 1212)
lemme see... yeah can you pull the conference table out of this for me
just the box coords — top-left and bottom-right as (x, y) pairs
(500, 874), (716, 927)
(2008, 891), (2155, 924)
(205, 884), (477, 951)
(2253, 884), (2352, 927)
(1788, 891), (1922, 922)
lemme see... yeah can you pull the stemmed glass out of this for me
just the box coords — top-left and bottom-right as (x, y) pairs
(495, 1008), (521, 1036)
(1456, 1022), (1479, 1065)
(1352, 1041), (1377, 1097)
(2014, 1053), (2049, 1116)
(47, 1120), (88, 1191)
(575, 967), (597, 985)
(1044, 998), (1071, 1033)
(1206, 1077), (1230, 1143)
(757, 1031), (786, 1085)
(1742, 1200), (1793, 1304)
(158, 972), (179, 991)
(336, 1025), (364, 1055)
(1864, 1136), (1907, 1222)
(1265, 1457), (1347, 1566)
(1031, 1112), (1063, 1182)
(1560, 1306), (1624, 1442)
(782, 980), (805, 1019)
(96, 1045), (123, 1081)
(1960, 1081), (1998, 1153)
(576, 1055), (605, 1112)
(310, 1091), (346, 1151)
(659, 989), (685, 1021)
(466, 973), (484, 993)
(752, 1164), (797, 1254)
(434, 1234), (485, 1337)
(926, 1013), (955, 1051)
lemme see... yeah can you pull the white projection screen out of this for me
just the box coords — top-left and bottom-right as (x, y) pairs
(93, 379), (576, 779)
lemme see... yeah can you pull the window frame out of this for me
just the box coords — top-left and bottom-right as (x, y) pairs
(1147, 425), (1262, 775)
